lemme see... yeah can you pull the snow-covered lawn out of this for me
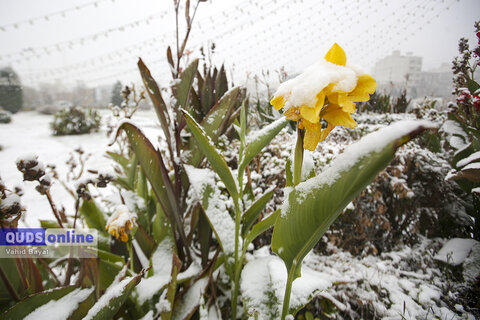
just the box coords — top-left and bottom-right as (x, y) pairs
(0, 109), (158, 226)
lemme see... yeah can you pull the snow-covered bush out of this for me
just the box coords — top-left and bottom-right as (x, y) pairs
(0, 108), (12, 124)
(50, 106), (101, 136)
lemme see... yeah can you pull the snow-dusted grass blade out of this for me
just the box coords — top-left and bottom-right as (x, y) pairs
(272, 120), (438, 317)
(182, 109), (239, 200)
(185, 87), (241, 167)
(238, 117), (288, 175)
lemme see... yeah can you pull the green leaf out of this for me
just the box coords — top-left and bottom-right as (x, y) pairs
(238, 117), (288, 176)
(83, 272), (144, 320)
(272, 120), (437, 277)
(137, 58), (171, 147)
(184, 165), (236, 255)
(467, 79), (480, 95)
(214, 65), (228, 101)
(106, 151), (129, 174)
(243, 209), (280, 258)
(115, 122), (186, 244)
(79, 199), (107, 232)
(200, 72), (214, 114)
(241, 187), (275, 237)
(175, 59), (199, 112)
(185, 87), (241, 167)
(2, 286), (78, 319)
(182, 110), (238, 200)
(39, 219), (60, 229)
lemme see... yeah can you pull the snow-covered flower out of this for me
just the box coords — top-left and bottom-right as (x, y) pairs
(106, 205), (137, 242)
(270, 43), (376, 150)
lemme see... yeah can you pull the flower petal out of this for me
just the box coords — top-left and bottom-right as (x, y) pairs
(300, 103), (323, 123)
(284, 107), (301, 121)
(324, 43), (346, 66)
(348, 74), (377, 102)
(322, 104), (357, 128)
(320, 123), (335, 141)
(271, 96), (286, 111)
(303, 120), (322, 151)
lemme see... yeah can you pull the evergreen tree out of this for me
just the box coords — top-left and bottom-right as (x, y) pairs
(110, 81), (123, 107)
(0, 67), (23, 113)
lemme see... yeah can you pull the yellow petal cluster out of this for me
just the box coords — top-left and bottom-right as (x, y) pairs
(271, 43), (376, 151)
(106, 205), (137, 242)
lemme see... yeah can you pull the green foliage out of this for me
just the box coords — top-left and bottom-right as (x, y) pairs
(358, 91), (390, 113)
(392, 89), (411, 113)
(0, 67), (22, 114)
(272, 121), (435, 318)
(50, 106), (101, 136)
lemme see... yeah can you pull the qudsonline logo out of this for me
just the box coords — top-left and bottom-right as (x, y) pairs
(0, 228), (98, 258)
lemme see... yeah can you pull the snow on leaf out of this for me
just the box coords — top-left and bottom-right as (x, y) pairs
(24, 288), (93, 320)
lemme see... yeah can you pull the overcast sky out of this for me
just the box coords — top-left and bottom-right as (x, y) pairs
(0, 0), (479, 89)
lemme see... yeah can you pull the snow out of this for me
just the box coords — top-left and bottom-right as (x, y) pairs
(434, 238), (478, 265)
(281, 120), (438, 216)
(245, 117), (287, 144)
(241, 253), (331, 319)
(24, 287), (93, 320)
(184, 165), (238, 254)
(462, 162), (480, 170)
(106, 204), (137, 230)
(84, 277), (134, 320)
(136, 236), (174, 304)
(171, 277), (209, 320)
(0, 110), (160, 227)
(456, 150), (480, 168)
(272, 59), (365, 111)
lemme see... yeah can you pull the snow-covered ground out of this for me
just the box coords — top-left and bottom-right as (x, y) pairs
(0, 109), (159, 226)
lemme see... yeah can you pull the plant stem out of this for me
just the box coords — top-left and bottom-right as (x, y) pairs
(231, 199), (241, 320)
(127, 238), (134, 273)
(293, 127), (304, 186)
(280, 267), (296, 320)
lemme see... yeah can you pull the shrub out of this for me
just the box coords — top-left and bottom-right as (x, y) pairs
(50, 106), (101, 136)
(0, 108), (12, 124)
(0, 67), (23, 114)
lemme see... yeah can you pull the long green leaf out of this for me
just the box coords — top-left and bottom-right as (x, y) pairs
(2, 286), (77, 319)
(238, 117), (288, 175)
(242, 209), (280, 260)
(83, 272), (144, 320)
(115, 122), (185, 243)
(272, 120), (437, 279)
(137, 58), (171, 146)
(241, 187), (275, 237)
(182, 110), (238, 200)
(185, 87), (240, 167)
(79, 199), (107, 232)
(175, 59), (199, 112)
(184, 165), (236, 255)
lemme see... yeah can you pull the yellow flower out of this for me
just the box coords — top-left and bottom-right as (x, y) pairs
(270, 43), (376, 151)
(106, 205), (137, 242)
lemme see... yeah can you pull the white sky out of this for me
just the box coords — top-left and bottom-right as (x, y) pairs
(0, 0), (479, 89)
